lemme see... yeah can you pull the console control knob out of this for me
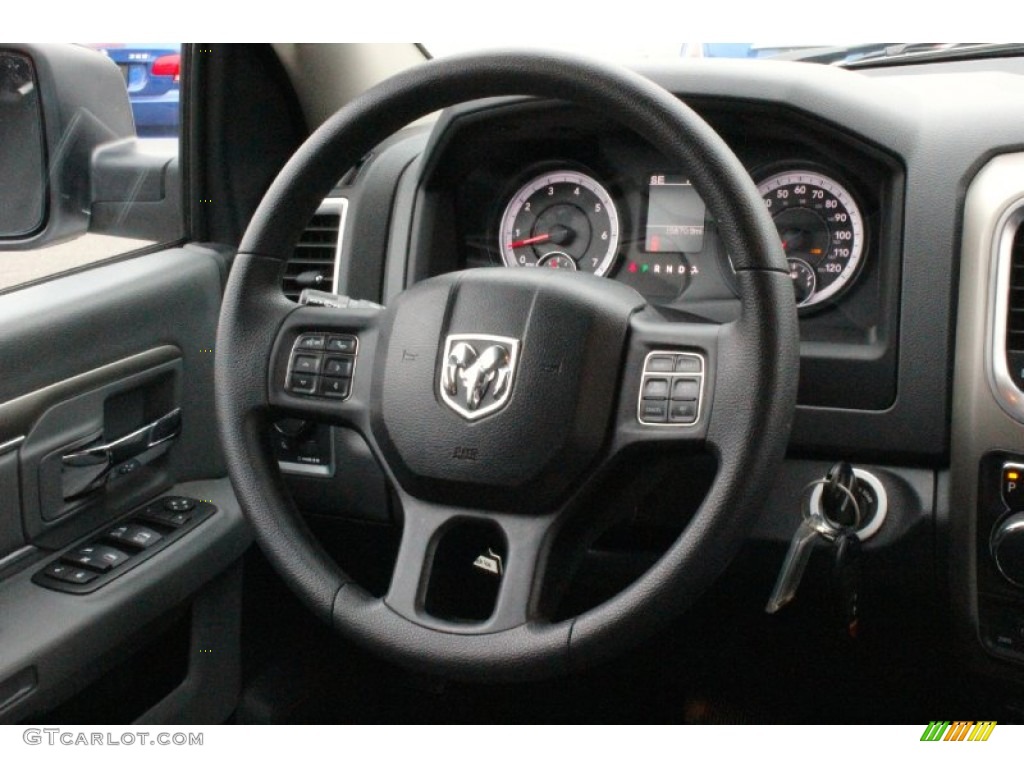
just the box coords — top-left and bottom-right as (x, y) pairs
(274, 418), (312, 439)
(991, 512), (1024, 587)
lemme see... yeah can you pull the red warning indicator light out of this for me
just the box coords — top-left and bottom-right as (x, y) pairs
(628, 262), (638, 274)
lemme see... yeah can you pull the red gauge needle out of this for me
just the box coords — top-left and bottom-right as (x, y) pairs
(508, 233), (551, 249)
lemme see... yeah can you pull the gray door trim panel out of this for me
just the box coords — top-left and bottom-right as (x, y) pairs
(0, 346), (180, 446)
(0, 478), (251, 724)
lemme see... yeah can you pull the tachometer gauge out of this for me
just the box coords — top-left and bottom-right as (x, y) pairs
(757, 170), (865, 310)
(499, 170), (620, 276)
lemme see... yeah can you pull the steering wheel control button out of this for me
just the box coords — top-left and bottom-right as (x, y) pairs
(671, 379), (700, 400)
(106, 524), (163, 549)
(669, 401), (698, 423)
(296, 334), (326, 351)
(163, 496), (197, 512)
(640, 399), (669, 423)
(288, 372), (318, 394)
(319, 376), (351, 398)
(292, 354), (322, 374)
(1002, 463), (1024, 510)
(643, 378), (670, 399)
(674, 356), (703, 373)
(323, 356), (353, 377)
(646, 355), (675, 372)
(287, 333), (356, 400)
(62, 545), (130, 573)
(42, 563), (98, 585)
(638, 351), (705, 426)
(326, 335), (357, 354)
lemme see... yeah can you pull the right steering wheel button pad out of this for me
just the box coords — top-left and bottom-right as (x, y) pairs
(286, 333), (358, 400)
(638, 351), (704, 426)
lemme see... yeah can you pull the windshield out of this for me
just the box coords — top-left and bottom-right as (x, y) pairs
(424, 42), (1016, 67)
(425, 42), (863, 62)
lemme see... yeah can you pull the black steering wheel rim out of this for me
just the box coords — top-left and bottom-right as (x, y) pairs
(215, 50), (799, 681)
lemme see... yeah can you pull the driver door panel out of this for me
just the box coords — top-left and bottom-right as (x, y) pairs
(0, 245), (251, 723)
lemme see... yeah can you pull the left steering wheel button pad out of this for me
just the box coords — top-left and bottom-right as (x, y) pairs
(286, 333), (358, 400)
(638, 351), (704, 426)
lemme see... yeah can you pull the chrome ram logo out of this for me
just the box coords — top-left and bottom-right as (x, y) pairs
(439, 334), (520, 420)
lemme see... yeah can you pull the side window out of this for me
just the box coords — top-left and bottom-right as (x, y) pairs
(86, 43), (181, 139)
(0, 43), (183, 292)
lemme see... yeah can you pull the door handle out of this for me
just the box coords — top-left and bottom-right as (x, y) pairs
(61, 408), (181, 499)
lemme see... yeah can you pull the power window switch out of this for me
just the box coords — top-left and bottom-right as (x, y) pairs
(106, 524), (163, 549)
(140, 507), (192, 527)
(62, 544), (130, 573)
(43, 562), (97, 585)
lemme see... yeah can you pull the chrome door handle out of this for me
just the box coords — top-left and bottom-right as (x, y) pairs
(61, 408), (181, 499)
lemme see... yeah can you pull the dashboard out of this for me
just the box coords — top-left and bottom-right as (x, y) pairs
(18, 44), (1024, 726)
(451, 105), (883, 314)
(291, 55), (1024, 705)
(410, 95), (901, 412)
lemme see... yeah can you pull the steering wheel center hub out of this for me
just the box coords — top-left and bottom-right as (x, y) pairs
(370, 268), (643, 510)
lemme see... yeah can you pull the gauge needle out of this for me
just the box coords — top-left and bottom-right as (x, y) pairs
(508, 233), (551, 249)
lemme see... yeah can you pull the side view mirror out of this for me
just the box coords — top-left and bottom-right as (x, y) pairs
(0, 44), (180, 250)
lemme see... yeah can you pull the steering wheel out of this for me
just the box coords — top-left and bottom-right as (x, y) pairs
(215, 51), (798, 681)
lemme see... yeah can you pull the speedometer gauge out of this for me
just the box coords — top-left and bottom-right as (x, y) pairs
(757, 170), (865, 310)
(499, 170), (620, 276)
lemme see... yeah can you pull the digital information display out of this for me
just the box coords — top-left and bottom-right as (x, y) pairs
(645, 175), (707, 253)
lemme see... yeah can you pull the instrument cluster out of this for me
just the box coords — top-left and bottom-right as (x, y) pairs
(491, 162), (867, 313)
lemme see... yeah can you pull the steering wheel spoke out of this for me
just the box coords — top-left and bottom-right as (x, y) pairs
(268, 304), (381, 429)
(385, 494), (559, 634)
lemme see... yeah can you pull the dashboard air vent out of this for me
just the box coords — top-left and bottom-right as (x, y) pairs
(281, 198), (348, 301)
(1006, 221), (1024, 389)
